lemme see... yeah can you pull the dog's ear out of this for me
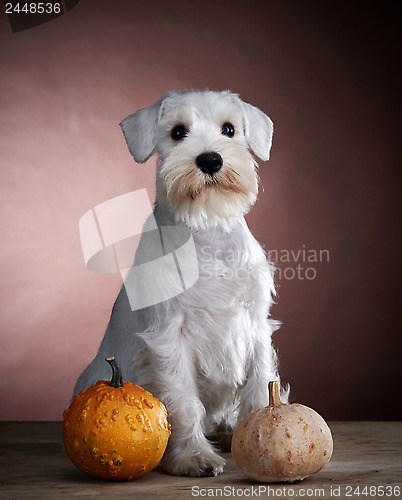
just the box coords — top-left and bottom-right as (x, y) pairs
(240, 101), (274, 162)
(120, 98), (163, 163)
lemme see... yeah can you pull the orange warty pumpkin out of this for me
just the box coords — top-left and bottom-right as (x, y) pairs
(63, 357), (171, 481)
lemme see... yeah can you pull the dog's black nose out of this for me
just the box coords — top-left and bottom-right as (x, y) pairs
(196, 152), (223, 175)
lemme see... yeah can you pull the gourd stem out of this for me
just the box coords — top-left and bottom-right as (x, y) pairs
(105, 356), (124, 388)
(268, 381), (283, 407)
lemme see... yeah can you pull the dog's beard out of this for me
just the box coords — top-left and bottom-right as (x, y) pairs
(157, 143), (259, 230)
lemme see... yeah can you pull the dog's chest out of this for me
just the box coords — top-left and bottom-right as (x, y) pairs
(180, 227), (265, 385)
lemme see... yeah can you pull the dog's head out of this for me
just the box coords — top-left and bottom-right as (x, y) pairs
(121, 90), (273, 230)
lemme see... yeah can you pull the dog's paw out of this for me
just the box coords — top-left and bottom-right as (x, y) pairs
(162, 447), (225, 477)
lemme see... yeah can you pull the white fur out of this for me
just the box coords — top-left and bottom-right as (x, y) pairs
(75, 90), (287, 477)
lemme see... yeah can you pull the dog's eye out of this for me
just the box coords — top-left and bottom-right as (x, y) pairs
(221, 122), (235, 138)
(171, 125), (188, 141)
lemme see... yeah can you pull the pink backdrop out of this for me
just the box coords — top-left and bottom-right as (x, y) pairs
(0, 1), (400, 420)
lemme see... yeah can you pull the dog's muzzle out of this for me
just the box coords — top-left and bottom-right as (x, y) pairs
(196, 152), (223, 176)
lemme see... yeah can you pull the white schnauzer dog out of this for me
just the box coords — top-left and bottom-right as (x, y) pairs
(74, 90), (287, 477)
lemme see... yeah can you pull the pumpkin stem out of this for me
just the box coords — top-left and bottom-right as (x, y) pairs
(105, 356), (124, 388)
(268, 381), (283, 407)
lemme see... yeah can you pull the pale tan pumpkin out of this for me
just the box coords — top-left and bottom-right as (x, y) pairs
(231, 381), (333, 483)
(63, 357), (171, 481)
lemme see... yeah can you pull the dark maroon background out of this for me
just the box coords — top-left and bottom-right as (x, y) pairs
(0, 1), (400, 420)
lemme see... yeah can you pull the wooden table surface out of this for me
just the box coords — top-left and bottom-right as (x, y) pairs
(0, 422), (401, 499)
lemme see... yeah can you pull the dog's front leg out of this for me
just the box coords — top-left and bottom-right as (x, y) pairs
(138, 322), (225, 477)
(237, 319), (288, 423)
(160, 387), (225, 477)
